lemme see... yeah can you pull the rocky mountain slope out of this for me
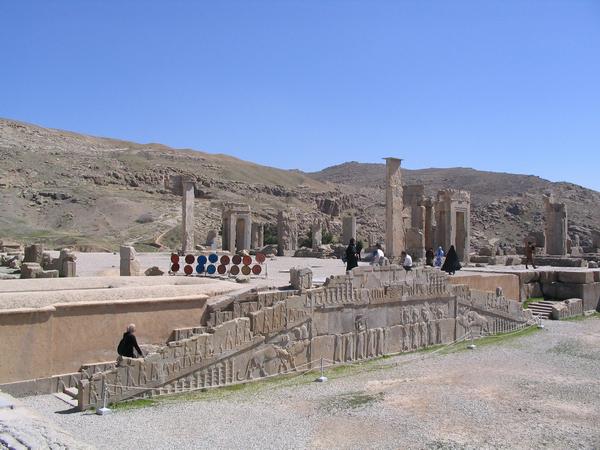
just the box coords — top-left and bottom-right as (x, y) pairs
(1, 118), (598, 252)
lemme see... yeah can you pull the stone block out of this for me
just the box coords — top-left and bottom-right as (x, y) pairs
(290, 267), (313, 291)
(556, 271), (595, 284)
(61, 260), (76, 277)
(541, 282), (600, 312)
(20, 262), (43, 279)
(551, 299), (583, 320)
(144, 266), (165, 276)
(119, 245), (136, 261)
(23, 244), (44, 264)
(38, 270), (59, 278)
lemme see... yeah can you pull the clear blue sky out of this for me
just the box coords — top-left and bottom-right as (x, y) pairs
(1, 1), (599, 190)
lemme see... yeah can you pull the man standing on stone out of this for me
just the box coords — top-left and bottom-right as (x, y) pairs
(345, 238), (359, 271)
(525, 241), (537, 270)
(401, 251), (413, 271)
(117, 324), (144, 359)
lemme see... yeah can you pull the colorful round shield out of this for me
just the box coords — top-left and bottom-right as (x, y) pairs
(252, 264), (262, 275)
(196, 264), (205, 274)
(207, 264), (216, 275)
(255, 253), (266, 263)
(217, 264), (227, 275)
(171, 263), (180, 272)
(184, 265), (193, 275)
(220, 255), (230, 265)
(185, 254), (195, 264)
(198, 255), (207, 265)
(241, 265), (251, 276)
(230, 265), (240, 276)
(232, 255), (242, 265)
(171, 254), (180, 264)
(242, 255), (252, 266)
(208, 254), (218, 263)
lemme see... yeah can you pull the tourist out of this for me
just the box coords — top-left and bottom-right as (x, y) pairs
(425, 248), (434, 266)
(525, 241), (537, 269)
(371, 243), (384, 266)
(356, 240), (363, 261)
(441, 245), (461, 275)
(345, 238), (359, 271)
(117, 323), (144, 358)
(401, 251), (413, 271)
(434, 246), (445, 267)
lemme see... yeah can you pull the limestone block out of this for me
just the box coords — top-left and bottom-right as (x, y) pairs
(24, 244), (44, 264)
(551, 299), (583, 320)
(20, 263), (43, 279)
(556, 271), (595, 284)
(39, 270), (59, 278)
(144, 266), (165, 276)
(119, 245), (136, 261)
(290, 267), (313, 291)
(61, 260), (76, 278)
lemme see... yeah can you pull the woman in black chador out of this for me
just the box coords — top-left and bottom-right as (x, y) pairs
(345, 238), (359, 271)
(441, 245), (462, 275)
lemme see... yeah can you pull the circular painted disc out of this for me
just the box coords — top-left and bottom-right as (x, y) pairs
(184, 265), (193, 275)
(220, 255), (230, 265)
(255, 253), (266, 263)
(217, 264), (227, 275)
(232, 255), (242, 265)
(242, 255), (252, 266)
(185, 254), (195, 265)
(252, 264), (262, 275)
(198, 255), (208, 265)
(241, 265), (251, 275)
(171, 263), (180, 272)
(207, 264), (216, 275)
(171, 254), (180, 264)
(196, 264), (205, 273)
(230, 265), (240, 276)
(208, 254), (219, 263)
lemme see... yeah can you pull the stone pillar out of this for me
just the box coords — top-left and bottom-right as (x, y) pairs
(342, 215), (357, 245)
(434, 190), (471, 262)
(120, 245), (140, 276)
(24, 244), (44, 264)
(277, 210), (297, 256)
(311, 220), (322, 250)
(251, 223), (261, 249)
(544, 196), (568, 256)
(384, 157), (405, 258)
(181, 179), (195, 253)
(257, 224), (264, 248)
(424, 198), (435, 250)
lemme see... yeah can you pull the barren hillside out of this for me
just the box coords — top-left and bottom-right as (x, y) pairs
(1, 119), (598, 252)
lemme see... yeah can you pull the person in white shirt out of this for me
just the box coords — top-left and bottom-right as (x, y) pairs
(371, 243), (384, 265)
(401, 251), (413, 271)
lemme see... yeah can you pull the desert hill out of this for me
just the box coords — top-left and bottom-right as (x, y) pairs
(1, 118), (598, 252)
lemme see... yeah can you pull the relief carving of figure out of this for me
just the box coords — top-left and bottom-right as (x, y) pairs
(237, 344), (293, 380)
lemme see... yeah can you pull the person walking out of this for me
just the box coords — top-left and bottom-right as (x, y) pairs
(117, 323), (144, 358)
(345, 238), (359, 271)
(401, 251), (413, 271)
(434, 246), (445, 268)
(441, 245), (461, 275)
(525, 241), (537, 269)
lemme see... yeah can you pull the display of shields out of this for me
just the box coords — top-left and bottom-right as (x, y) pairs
(230, 265), (240, 276)
(171, 263), (180, 272)
(241, 265), (251, 276)
(207, 264), (216, 275)
(185, 254), (195, 264)
(220, 255), (230, 265)
(198, 255), (208, 265)
(208, 254), (219, 263)
(232, 255), (242, 265)
(217, 264), (227, 275)
(252, 264), (262, 275)
(171, 254), (180, 264)
(196, 264), (205, 274)
(242, 255), (252, 266)
(184, 265), (193, 275)
(255, 253), (266, 263)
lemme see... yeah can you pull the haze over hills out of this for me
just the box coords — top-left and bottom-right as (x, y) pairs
(1, 118), (599, 253)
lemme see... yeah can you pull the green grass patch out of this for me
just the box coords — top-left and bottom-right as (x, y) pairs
(109, 398), (158, 410)
(322, 391), (384, 411)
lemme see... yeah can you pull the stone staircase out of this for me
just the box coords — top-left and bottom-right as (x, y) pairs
(54, 386), (78, 408)
(526, 300), (557, 319)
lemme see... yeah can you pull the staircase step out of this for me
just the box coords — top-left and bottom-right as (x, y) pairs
(63, 387), (78, 399)
(54, 392), (78, 408)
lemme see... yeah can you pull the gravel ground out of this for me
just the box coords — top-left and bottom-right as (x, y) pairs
(22, 317), (600, 450)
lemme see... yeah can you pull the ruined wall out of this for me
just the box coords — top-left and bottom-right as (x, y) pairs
(76, 266), (532, 410)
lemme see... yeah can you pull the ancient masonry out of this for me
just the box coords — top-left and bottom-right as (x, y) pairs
(342, 215), (357, 245)
(277, 210), (298, 256)
(76, 265), (532, 410)
(181, 178), (196, 253)
(544, 195), (568, 256)
(434, 189), (471, 262)
(222, 203), (253, 252)
(385, 157), (405, 258)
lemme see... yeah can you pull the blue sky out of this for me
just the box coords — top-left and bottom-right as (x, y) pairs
(1, 1), (599, 190)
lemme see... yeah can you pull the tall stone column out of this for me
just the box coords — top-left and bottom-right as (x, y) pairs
(311, 219), (322, 250)
(342, 215), (357, 245)
(384, 157), (405, 258)
(544, 196), (568, 255)
(181, 179), (195, 253)
(424, 198), (435, 250)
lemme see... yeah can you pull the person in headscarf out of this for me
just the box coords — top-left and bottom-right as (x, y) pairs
(434, 246), (445, 267)
(345, 238), (359, 271)
(425, 248), (435, 267)
(441, 245), (461, 275)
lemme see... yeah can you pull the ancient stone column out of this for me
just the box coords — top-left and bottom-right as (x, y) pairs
(120, 245), (140, 276)
(181, 179), (195, 253)
(277, 210), (297, 256)
(434, 190), (471, 262)
(257, 224), (264, 248)
(544, 196), (568, 256)
(384, 157), (405, 258)
(342, 215), (357, 245)
(424, 198), (435, 250)
(311, 220), (322, 250)
(251, 223), (261, 249)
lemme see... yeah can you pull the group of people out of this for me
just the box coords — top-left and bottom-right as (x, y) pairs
(344, 239), (462, 275)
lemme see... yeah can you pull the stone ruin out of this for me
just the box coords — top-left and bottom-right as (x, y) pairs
(20, 244), (76, 279)
(74, 265), (532, 410)
(341, 215), (357, 245)
(222, 203), (254, 253)
(120, 245), (141, 276)
(277, 209), (298, 256)
(544, 195), (568, 256)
